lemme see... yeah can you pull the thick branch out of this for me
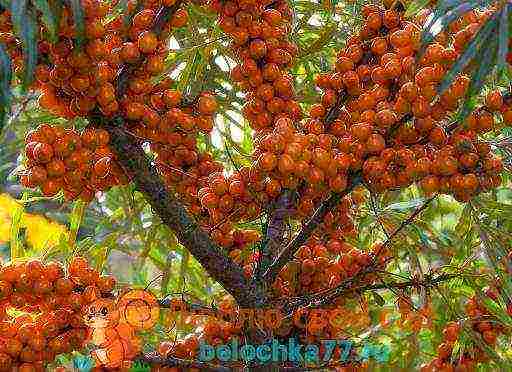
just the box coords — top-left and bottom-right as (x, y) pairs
(105, 124), (265, 307)
(257, 190), (294, 277)
(261, 87), (357, 283)
(91, 1), (270, 308)
(263, 172), (363, 284)
(324, 91), (347, 131)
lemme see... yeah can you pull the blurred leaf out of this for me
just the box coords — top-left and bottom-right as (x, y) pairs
(73, 354), (94, 372)
(69, 0), (86, 47)
(437, 13), (497, 99)
(405, 0), (431, 18)
(9, 193), (27, 260)
(129, 361), (151, 372)
(0, 44), (12, 132)
(10, 1), (38, 89)
(33, 0), (58, 42)
(455, 204), (472, 239)
(372, 291), (386, 306)
(10, 0), (28, 36)
(20, 11), (38, 89)
(384, 198), (426, 211)
(457, 38), (496, 120)
(497, 4), (509, 76)
(68, 199), (86, 249)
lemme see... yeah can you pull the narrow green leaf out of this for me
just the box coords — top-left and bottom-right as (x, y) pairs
(405, 0), (430, 18)
(436, 14), (498, 98)
(419, 2), (446, 34)
(457, 38), (497, 120)
(384, 198), (426, 211)
(0, 43), (12, 132)
(497, 4), (509, 75)
(33, 0), (58, 42)
(69, 0), (85, 47)
(20, 11), (38, 89)
(421, 2), (478, 47)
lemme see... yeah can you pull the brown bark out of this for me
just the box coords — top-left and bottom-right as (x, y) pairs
(104, 124), (266, 308)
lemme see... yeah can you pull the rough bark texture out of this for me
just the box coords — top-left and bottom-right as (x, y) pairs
(263, 173), (363, 284)
(105, 124), (266, 308)
(258, 189), (294, 276)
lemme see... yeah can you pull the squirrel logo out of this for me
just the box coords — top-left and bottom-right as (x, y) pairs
(83, 289), (160, 369)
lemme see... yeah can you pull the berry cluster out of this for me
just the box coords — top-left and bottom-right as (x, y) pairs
(5, 0), (510, 369)
(20, 123), (127, 200)
(423, 292), (509, 371)
(145, 0), (302, 252)
(15, 0), (190, 202)
(0, 257), (116, 371)
(30, 0), (188, 119)
(309, 5), (503, 202)
(153, 2), (509, 369)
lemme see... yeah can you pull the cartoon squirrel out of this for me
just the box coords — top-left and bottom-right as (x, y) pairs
(83, 289), (160, 369)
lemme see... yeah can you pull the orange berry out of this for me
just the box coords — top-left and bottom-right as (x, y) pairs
(138, 31), (158, 54)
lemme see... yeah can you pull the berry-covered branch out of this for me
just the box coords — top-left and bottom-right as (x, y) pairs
(104, 123), (265, 307)
(283, 271), (459, 315)
(263, 173), (362, 284)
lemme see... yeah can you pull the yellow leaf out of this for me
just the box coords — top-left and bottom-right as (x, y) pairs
(0, 193), (68, 254)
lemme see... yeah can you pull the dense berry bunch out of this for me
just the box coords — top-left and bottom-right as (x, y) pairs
(308, 5), (504, 202)
(5, 0), (511, 369)
(30, 0), (188, 119)
(20, 123), (128, 200)
(0, 257), (116, 371)
(15, 0), (189, 202)
(142, 0), (303, 252)
(189, 0), (302, 229)
(422, 292), (509, 371)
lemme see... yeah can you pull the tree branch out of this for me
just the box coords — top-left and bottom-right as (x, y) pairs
(283, 269), (458, 315)
(104, 124), (265, 307)
(280, 195), (438, 312)
(356, 272), (459, 292)
(257, 189), (294, 278)
(263, 172), (363, 284)
(87, 2), (269, 308)
(261, 86), (357, 284)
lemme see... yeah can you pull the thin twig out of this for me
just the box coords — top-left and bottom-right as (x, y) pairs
(367, 189), (390, 239)
(379, 195), (437, 252)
